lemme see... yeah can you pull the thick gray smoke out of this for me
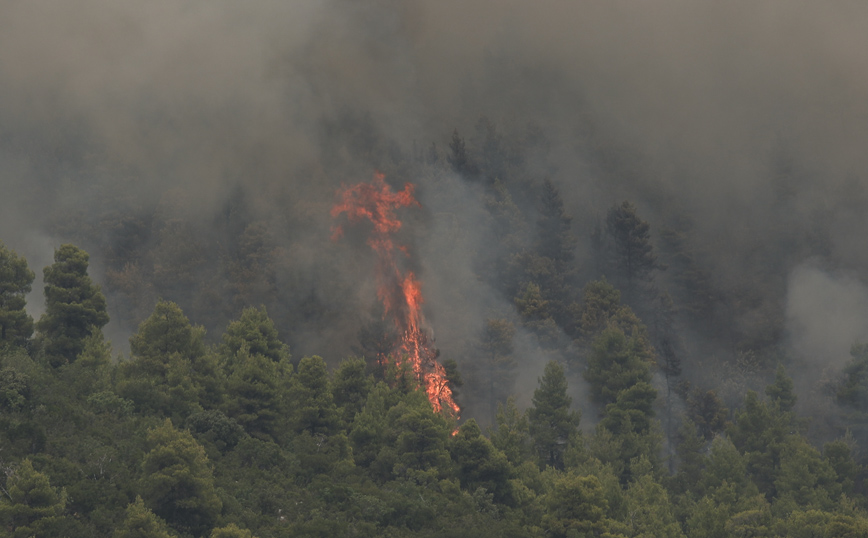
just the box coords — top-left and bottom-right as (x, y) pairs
(3, 1), (868, 420)
(787, 264), (868, 370)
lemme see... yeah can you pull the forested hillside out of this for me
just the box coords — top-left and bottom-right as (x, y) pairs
(4, 1), (868, 537)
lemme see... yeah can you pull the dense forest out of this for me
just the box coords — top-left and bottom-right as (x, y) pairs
(4, 1), (868, 537)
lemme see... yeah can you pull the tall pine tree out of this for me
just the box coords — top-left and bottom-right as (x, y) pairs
(36, 244), (109, 367)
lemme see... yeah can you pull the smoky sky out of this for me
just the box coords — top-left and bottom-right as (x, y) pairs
(3, 0), (868, 391)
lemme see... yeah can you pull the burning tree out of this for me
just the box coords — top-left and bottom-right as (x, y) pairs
(331, 172), (460, 418)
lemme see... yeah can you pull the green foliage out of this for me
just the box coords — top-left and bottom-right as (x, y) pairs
(210, 523), (256, 538)
(0, 365), (29, 411)
(0, 459), (69, 537)
(113, 496), (175, 538)
(349, 383), (452, 481)
(585, 327), (653, 406)
(686, 389), (729, 441)
(290, 356), (339, 436)
(824, 435), (861, 498)
(140, 419), (222, 536)
(576, 278), (624, 339)
(542, 472), (626, 538)
(528, 360), (580, 469)
(765, 364), (796, 413)
(624, 461), (685, 538)
(773, 436), (840, 513)
(0, 241), (35, 347)
(220, 306), (289, 366)
(36, 244), (109, 367)
(490, 396), (532, 466)
(727, 390), (795, 498)
(450, 419), (515, 504)
(838, 343), (868, 410)
(129, 299), (207, 367)
(330, 357), (373, 426)
(223, 347), (287, 442)
(514, 282), (560, 348)
(119, 300), (220, 418)
(185, 410), (246, 454)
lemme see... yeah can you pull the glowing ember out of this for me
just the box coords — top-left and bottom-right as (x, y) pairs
(331, 172), (460, 418)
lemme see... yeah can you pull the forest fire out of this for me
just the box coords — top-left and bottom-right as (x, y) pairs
(331, 172), (460, 418)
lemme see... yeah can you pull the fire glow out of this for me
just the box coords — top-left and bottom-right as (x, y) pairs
(331, 172), (460, 418)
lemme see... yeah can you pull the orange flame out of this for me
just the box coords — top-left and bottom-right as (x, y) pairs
(332, 172), (460, 418)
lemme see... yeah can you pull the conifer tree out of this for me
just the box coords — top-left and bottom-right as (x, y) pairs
(36, 244), (109, 366)
(604, 201), (659, 306)
(765, 364), (796, 412)
(0, 459), (68, 537)
(490, 396), (532, 466)
(119, 300), (219, 416)
(450, 419), (514, 504)
(223, 347), (286, 441)
(290, 356), (339, 436)
(113, 496), (174, 538)
(140, 420), (222, 537)
(220, 306), (289, 366)
(624, 458), (685, 538)
(584, 327), (653, 406)
(536, 179), (576, 265)
(330, 357), (373, 426)
(0, 241), (35, 347)
(528, 360), (581, 469)
(542, 473), (625, 538)
(479, 318), (517, 425)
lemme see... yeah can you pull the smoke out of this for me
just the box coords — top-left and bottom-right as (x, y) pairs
(786, 264), (868, 368)
(3, 1), (868, 421)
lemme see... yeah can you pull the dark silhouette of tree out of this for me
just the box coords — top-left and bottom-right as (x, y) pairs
(536, 179), (576, 265)
(0, 241), (35, 347)
(765, 364), (796, 412)
(478, 318), (516, 425)
(36, 244), (109, 367)
(604, 201), (659, 306)
(448, 129), (475, 177)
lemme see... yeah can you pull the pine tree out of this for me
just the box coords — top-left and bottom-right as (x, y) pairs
(140, 420), (222, 537)
(765, 364), (797, 412)
(446, 129), (471, 175)
(624, 458), (685, 538)
(536, 179), (576, 264)
(290, 356), (340, 436)
(0, 241), (35, 347)
(330, 357), (374, 427)
(604, 201), (659, 306)
(223, 347), (286, 441)
(450, 419), (514, 504)
(219, 306), (289, 366)
(584, 327), (653, 406)
(0, 459), (68, 537)
(528, 360), (581, 469)
(490, 396), (532, 466)
(113, 496), (174, 538)
(542, 473), (625, 538)
(479, 318), (516, 425)
(36, 244), (109, 366)
(119, 300), (219, 417)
